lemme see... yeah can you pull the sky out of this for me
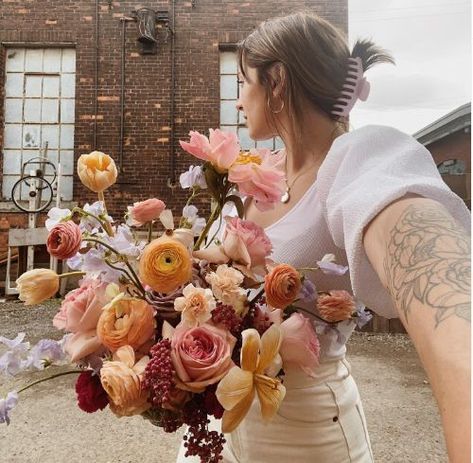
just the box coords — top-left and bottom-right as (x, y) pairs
(348, 0), (471, 135)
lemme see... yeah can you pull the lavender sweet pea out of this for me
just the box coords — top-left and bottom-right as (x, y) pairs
(0, 391), (18, 425)
(179, 165), (207, 190)
(0, 333), (30, 376)
(26, 338), (68, 370)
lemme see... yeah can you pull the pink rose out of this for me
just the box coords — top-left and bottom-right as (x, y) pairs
(228, 148), (286, 211)
(179, 129), (240, 173)
(223, 216), (272, 276)
(280, 312), (320, 377)
(127, 198), (166, 227)
(170, 323), (236, 392)
(53, 278), (108, 362)
(46, 221), (82, 260)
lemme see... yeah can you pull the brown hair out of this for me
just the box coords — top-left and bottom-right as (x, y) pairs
(238, 12), (395, 142)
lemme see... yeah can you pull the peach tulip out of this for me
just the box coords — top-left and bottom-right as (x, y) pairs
(77, 151), (117, 193)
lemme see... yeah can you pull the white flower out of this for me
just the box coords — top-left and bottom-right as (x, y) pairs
(182, 205), (206, 236)
(174, 283), (216, 326)
(180, 165), (207, 189)
(0, 391), (18, 425)
(45, 207), (71, 231)
(81, 201), (113, 231)
(0, 333), (30, 376)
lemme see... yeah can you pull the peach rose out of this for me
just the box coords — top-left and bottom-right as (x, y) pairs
(174, 283), (216, 327)
(317, 290), (356, 322)
(100, 345), (150, 417)
(205, 264), (248, 315)
(127, 198), (166, 227)
(171, 323), (236, 392)
(139, 234), (193, 294)
(16, 269), (59, 305)
(280, 312), (320, 377)
(97, 293), (155, 352)
(264, 264), (302, 309)
(53, 278), (109, 362)
(223, 217), (272, 276)
(46, 221), (82, 260)
(77, 151), (117, 193)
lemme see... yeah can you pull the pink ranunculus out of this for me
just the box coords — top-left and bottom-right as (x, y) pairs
(222, 216), (272, 277)
(46, 221), (82, 260)
(170, 323), (236, 392)
(228, 148), (286, 211)
(280, 312), (320, 378)
(179, 129), (240, 173)
(53, 278), (108, 362)
(127, 198), (166, 227)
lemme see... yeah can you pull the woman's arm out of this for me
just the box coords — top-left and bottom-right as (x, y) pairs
(363, 196), (470, 463)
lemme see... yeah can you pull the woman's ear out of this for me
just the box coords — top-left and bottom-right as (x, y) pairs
(268, 62), (286, 99)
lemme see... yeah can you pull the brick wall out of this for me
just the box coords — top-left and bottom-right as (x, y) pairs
(0, 0), (347, 217)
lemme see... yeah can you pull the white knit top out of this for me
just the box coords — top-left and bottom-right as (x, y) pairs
(219, 124), (471, 358)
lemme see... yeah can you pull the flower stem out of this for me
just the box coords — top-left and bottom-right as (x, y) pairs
(193, 202), (221, 251)
(17, 370), (82, 394)
(97, 191), (114, 237)
(84, 237), (146, 295)
(58, 271), (86, 279)
(147, 222), (153, 243)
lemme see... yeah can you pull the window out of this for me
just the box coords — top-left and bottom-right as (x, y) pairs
(219, 50), (284, 151)
(437, 159), (466, 175)
(3, 47), (76, 201)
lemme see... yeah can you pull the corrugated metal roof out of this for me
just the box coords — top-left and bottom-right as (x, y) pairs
(413, 103), (471, 146)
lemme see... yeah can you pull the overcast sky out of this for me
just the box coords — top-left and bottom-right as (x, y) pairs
(348, 0), (471, 135)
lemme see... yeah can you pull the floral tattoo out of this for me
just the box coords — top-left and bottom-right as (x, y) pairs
(384, 204), (471, 327)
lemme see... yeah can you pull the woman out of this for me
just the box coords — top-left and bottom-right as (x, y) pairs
(178, 12), (470, 463)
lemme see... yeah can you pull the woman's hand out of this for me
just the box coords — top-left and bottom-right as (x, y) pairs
(363, 195), (470, 463)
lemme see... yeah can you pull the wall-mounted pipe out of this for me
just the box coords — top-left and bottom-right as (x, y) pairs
(119, 18), (127, 173)
(168, 0), (177, 188)
(93, 0), (99, 149)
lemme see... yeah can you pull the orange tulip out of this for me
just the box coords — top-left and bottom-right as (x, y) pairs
(77, 151), (117, 193)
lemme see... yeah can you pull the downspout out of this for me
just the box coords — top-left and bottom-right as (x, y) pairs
(167, 0), (177, 188)
(93, 0), (99, 149)
(119, 18), (127, 174)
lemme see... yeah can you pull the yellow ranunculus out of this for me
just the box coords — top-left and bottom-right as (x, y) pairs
(139, 233), (193, 294)
(216, 324), (286, 433)
(16, 269), (59, 305)
(77, 151), (118, 193)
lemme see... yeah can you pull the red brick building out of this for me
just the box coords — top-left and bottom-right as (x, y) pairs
(0, 0), (347, 232)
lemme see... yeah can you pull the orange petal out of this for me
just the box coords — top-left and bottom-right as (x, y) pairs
(255, 374), (286, 422)
(216, 366), (253, 411)
(221, 387), (255, 434)
(257, 324), (282, 373)
(240, 329), (260, 372)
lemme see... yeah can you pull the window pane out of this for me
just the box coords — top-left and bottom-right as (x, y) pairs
(25, 75), (42, 97)
(60, 99), (75, 123)
(43, 76), (60, 97)
(220, 75), (238, 100)
(23, 125), (40, 148)
(59, 150), (74, 175)
(6, 49), (25, 72)
(220, 100), (238, 125)
(60, 125), (74, 149)
(4, 124), (23, 148)
(4, 99), (23, 123)
(6, 73), (23, 97)
(61, 74), (75, 98)
(25, 49), (43, 72)
(43, 49), (62, 72)
(24, 99), (42, 122)
(42, 125), (60, 149)
(62, 49), (76, 73)
(237, 127), (255, 150)
(41, 99), (59, 123)
(3, 150), (22, 175)
(220, 51), (237, 74)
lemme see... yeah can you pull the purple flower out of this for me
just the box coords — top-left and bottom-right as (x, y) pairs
(355, 304), (373, 329)
(0, 391), (18, 425)
(317, 260), (349, 276)
(81, 201), (112, 232)
(26, 338), (67, 370)
(180, 165), (207, 189)
(0, 333), (30, 376)
(299, 278), (317, 302)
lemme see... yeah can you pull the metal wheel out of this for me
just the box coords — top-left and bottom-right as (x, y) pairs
(11, 175), (54, 213)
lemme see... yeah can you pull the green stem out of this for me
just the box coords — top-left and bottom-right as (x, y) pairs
(71, 207), (109, 233)
(97, 191), (114, 237)
(147, 222), (153, 243)
(194, 202), (221, 251)
(84, 237), (146, 295)
(104, 258), (146, 298)
(58, 271), (86, 279)
(17, 370), (82, 394)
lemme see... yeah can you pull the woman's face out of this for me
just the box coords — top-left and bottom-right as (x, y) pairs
(236, 66), (276, 141)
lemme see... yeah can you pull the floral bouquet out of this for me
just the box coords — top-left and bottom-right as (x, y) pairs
(0, 129), (371, 462)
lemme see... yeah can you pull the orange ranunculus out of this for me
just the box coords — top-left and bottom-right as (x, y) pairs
(264, 264), (302, 310)
(97, 293), (155, 352)
(139, 233), (192, 294)
(317, 290), (356, 322)
(100, 345), (150, 417)
(16, 269), (59, 305)
(77, 151), (117, 193)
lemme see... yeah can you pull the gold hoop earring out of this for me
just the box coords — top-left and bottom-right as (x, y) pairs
(267, 96), (285, 114)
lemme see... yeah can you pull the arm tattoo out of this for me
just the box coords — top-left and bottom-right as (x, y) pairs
(384, 204), (470, 327)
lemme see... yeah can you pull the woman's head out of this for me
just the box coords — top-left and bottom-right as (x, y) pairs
(236, 12), (394, 144)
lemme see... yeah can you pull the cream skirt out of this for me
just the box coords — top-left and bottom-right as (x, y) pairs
(177, 357), (374, 463)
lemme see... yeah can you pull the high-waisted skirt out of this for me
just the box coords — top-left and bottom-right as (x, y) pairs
(177, 357), (374, 463)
